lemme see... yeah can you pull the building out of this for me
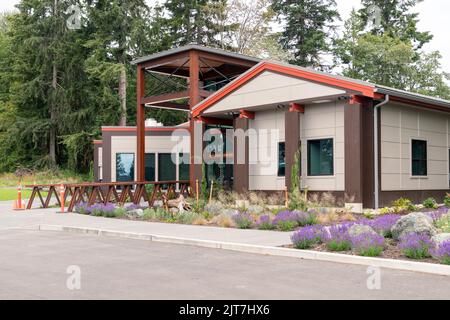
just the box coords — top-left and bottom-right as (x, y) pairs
(93, 45), (450, 209)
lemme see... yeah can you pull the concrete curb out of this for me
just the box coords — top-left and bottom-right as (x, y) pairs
(38, 224), (450, 276)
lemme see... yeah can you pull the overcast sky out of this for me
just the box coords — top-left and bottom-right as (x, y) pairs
(1, 0), (450, 72)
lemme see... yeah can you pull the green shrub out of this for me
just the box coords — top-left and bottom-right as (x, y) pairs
(423, 197), (438, 209)
(143, 208), (172, 221)
(327, 240), (351, 252)
(113, 207), (126, 218)
(288, 189), (308, 211)
(177, 211), (203, 225)
(392, 198), (416, 212)
(436, 214), (450, 232)
(444, 194), (450, 207)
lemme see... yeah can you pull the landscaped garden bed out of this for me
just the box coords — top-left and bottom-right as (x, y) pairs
(73, 190), (450, 266)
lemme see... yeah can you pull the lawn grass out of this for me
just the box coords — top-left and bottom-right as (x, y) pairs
(0, 188), (48, 201)
(0, 170), (91, 187)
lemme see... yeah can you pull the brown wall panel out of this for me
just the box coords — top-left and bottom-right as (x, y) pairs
(234, 117), (249, 193)
(285, 111), (300, 191)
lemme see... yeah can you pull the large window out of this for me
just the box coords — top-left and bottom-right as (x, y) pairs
(412, 139), (427, 176)
(308, 139), (334, 176)
(145, 153), (155, 182)
(179, 153), (190, 181)
(116, 153), (135, 182)
(158, 153), (176, 181)
(278, 142), (286, 177)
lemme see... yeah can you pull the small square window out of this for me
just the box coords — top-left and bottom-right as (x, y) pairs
(308, 139), (334, 176)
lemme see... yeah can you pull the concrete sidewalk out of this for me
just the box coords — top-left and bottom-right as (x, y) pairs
(0, 201), (292, 247)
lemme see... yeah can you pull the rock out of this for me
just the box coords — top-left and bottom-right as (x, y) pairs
(127, 209), (144, 218)
(432, 233), (450, 245)
(348, 224), (377, 237)
(391, 212), (437, 240)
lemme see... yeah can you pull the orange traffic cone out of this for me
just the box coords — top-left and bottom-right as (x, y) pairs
(13, 185), (25, 211)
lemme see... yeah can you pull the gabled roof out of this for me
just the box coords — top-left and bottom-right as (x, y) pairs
(192, 60), (450, 117)
(131, 44), (261, 65)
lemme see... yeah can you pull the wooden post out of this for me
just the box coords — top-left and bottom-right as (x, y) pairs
(136, 65), (146, 182)
(285, 186), (289, 208)
(209, 180), (214, 204)
(189, 50), (202, 193)
(195, 179), (199, 206)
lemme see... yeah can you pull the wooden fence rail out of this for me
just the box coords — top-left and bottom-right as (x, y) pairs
(24, 181), (191, 212)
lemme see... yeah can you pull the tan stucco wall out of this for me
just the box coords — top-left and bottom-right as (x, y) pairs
(380, 103), (450, 191)
(248, 110), (286, 191)
(300, 101), (345, 191)
(110, 135), (189, 182)
(248, 101), (345, 191)
(203, 70), (346, 115)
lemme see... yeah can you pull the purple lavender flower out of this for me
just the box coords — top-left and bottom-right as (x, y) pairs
(368, 214), (401, 237)
(291, 225), (324, 249)
(89, 203), (117, 217)
(350, 232), (385, 256)
(398, 233), (434, 259)
(232, 212), (254, 229)
(425, 207), (449, 222)
(297, 210), (319, 226)
(431, 240), (450, 265)
(324, 223), (352, 251)
(257, 214), (274, 230)
(273, 210), (299, 231)
(74, 202), (90, 215)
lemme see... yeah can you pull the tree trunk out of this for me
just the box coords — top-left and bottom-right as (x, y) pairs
(118, 64), (127, 126)
(49, 0), (58, 164)
(50, 64), (57, 164)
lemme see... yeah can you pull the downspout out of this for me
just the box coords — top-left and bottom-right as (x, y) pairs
(374, 94), (389, 209)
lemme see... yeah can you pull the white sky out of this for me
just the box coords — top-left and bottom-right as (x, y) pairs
(1, 0), (450, 72)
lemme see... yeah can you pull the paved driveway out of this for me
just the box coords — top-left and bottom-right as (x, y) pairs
(0, 229), (449, 300)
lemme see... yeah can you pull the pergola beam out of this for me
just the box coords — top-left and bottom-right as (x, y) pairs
(141, 90), (190, 105)
(146, 102), (190, 111)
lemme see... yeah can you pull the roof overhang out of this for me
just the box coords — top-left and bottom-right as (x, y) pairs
(191, 61), (377, 118)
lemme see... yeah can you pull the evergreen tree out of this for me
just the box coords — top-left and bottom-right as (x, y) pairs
(271, 0), (340, 69)
(163, 0), (227, 46)
(358, 0), (432, 49)
(334, 9), (450, 100)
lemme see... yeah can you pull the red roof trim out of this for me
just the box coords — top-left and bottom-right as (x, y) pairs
(192, 62), (376, 117)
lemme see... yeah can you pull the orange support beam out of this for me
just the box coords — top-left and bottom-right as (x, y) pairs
(239, 110), (255, 120)
(289, 103), (305, 113)
(349, 95), (365, 105)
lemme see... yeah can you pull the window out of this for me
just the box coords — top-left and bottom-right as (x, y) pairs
(412, 140), (427, 176)
(278, 142), (286, 177)
(158, 153), (176, 181)
(308, 139), (334, 176)
(179, 153), (190, 181)
(116, 153), (135, 182)
(145, 153), (155, 182)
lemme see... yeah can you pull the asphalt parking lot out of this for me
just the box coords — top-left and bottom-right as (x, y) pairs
(0, 229), (449, 300)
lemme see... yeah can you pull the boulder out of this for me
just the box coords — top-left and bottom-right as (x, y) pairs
(348, 224), (377, 237)
(432, 233), (450, 245)
(391, 212), (437, 240)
